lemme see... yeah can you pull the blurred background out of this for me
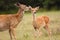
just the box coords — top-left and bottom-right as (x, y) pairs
(0, 0), (60, 14)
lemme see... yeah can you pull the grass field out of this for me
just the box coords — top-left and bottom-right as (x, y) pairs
(0, 11), (60, 40)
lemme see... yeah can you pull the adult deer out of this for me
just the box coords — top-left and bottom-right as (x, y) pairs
(0, 3), (26, 40)
(29, 6), (51, 38)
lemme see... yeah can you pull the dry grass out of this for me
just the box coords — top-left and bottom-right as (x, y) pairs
(0, 11), (60, 40)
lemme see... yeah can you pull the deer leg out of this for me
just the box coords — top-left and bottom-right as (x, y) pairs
(9, 27), (16, 40)
(11, 28), (16, 40)
(44, 24), (51, 36)
(33, 27), (38, 37)
(44, 24), (52, 40)
(34, 27), (41, 37)
(9, 29), (13, 40)
(39, 29), (42, 37)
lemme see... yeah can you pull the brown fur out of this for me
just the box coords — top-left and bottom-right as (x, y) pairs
(0, 3), (26, 40)
(33, 16), (49, 30)
(29, 6), (51, 37)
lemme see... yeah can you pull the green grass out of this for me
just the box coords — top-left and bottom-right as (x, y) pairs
(0, 11), (60, 40)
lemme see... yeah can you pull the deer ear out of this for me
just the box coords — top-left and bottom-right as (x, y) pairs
(35, 6), (39, 10)
(14, 3), (20, 7)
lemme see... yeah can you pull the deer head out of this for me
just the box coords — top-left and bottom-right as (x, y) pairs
(29, 6), (39, 14)
(15, 3), (26, 10)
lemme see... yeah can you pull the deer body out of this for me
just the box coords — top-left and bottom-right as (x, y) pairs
(29, 7), (51, 37)
(0, 3), (26, 40)
(33, 16), (49, 30)
(0, 13), (23, 31)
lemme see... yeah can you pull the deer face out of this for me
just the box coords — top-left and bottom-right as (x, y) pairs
(15, 3), (26, 10)
(20, 4), (26, 10)
(29, 6), (39, 14)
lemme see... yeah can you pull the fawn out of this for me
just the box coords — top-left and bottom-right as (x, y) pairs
(29, 6), (51, 37)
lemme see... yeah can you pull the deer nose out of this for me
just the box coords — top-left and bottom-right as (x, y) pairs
(34, 12), (36, 14)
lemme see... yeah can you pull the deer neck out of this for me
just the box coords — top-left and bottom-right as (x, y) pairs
(16, 8), (24, 22)
(33, 13), (36, 22)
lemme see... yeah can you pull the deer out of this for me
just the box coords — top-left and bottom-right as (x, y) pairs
(29, 6), (51, 38)
(0, 3), (26, 40)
